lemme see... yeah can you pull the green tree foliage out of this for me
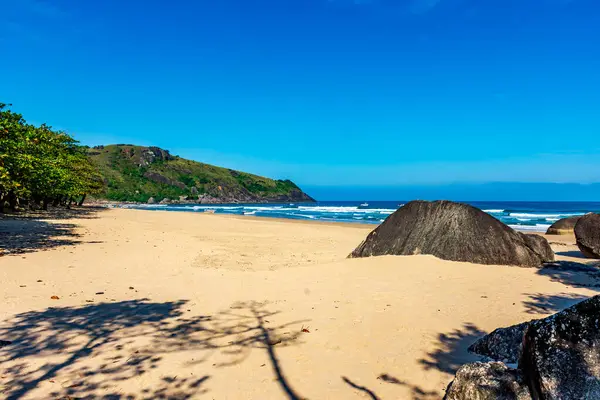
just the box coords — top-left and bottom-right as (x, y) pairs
(0, 103), (103, 211)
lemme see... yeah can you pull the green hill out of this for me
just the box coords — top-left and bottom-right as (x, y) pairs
(88, 144), (315, 203)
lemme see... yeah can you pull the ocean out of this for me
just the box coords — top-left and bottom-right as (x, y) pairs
(118, 200), (600, 232)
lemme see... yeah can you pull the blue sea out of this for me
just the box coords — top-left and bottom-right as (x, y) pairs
(118, 201), (600, 232)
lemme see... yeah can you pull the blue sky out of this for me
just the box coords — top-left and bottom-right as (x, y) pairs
(1, 0), (599, 199)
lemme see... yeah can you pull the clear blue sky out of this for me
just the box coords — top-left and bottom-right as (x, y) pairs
(1, 0), (599, 199)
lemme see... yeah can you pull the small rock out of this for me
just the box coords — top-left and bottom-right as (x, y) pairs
(95, 292), (105, 295)
(51, 296), (59, 300)
(444, 362), (531, 400)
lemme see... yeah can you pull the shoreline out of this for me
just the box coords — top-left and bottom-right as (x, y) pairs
(102, 202), (560, 233)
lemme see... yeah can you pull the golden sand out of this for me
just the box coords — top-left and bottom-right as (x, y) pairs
(1, 208), (598, 399)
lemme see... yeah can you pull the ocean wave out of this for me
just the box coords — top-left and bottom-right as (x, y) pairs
(297, 206), (396, 214)
(508, 224), (551, 232)
(509, 212), (584, 219)
(483, 209), (505, 213)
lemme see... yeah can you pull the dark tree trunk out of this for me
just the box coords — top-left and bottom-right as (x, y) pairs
(78, 194), (87, 207)
(42, 198), (49, 211)
(7, 191), (17, 212)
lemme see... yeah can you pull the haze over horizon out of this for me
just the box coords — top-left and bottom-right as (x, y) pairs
(2, 0), (599, 200)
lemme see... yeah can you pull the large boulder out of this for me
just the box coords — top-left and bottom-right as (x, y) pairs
(546, 216), (582, 235)
(444, 362), (531, 400)
(349, 200), (554, 268)
(147, 197), (157, 204)
(574, 213), (600, 259)
(447, 295), (600, 399)
(520, 295), (600, 399)
(469, 321), (534, 364)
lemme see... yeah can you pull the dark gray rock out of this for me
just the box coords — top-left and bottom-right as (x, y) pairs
(574, 213), (600, 259)
(546, 216), (583, 235)
(349, 200), (554, 268)
(520, 234), (555, 265)
(469, 321), (534, 364)
(444, 362), (531, 400)
(520, 295), (600, 399)
(190, 186), (199, 196)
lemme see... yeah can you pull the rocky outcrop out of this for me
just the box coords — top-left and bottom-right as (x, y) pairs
(444, 362), (531, 400)
(89, 144), (315, 204)
(147, 197), (156, 204)
(349, 201), (554, 268)
(468, 321), (533, 364)
(139, 146), (174, 167)
(520, 295), (600, 399)
(159, 198), (171, 204)
(446, 295), (600, 400)
(546, 216), (582, 235)
(574, 213), (600, 259)
(143, 171), (187, 190)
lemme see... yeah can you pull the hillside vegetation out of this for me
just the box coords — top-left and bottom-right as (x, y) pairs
(88, 144), (314, 203)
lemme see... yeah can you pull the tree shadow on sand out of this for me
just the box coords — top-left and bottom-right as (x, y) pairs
(418, 323), (486, 375)
(377, 374), (438, 400)
(522, 292), (590, 315)
(537, 261), (600, 290)
(0, 207), (106, 256)
(0, 299), (308, 400)
(340, 373), (439, 400)
(555, 250), (592, 260)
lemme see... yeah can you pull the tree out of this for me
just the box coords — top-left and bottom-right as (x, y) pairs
(0, 103), (104, 211)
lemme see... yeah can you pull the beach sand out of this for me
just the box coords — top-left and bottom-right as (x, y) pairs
(1, 208), (599, 399)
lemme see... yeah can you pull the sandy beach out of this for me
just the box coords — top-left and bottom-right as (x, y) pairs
(1, 208), (599, 400)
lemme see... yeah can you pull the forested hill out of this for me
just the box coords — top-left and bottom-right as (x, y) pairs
(88, 144), (315, 203)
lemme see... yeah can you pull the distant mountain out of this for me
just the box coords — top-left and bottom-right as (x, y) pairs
(88, 144), (315, 203)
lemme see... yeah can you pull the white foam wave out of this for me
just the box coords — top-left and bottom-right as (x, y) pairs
(509, 212), (584, 219)
(297, 206), (396, 214)
(508, 224), (551, 232)
(483, 209), (504, 213)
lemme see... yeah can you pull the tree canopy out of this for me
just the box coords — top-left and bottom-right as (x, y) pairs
(0, 103), (103, 211)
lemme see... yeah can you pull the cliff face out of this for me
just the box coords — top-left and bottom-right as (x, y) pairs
(88, 145), (315, 203)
